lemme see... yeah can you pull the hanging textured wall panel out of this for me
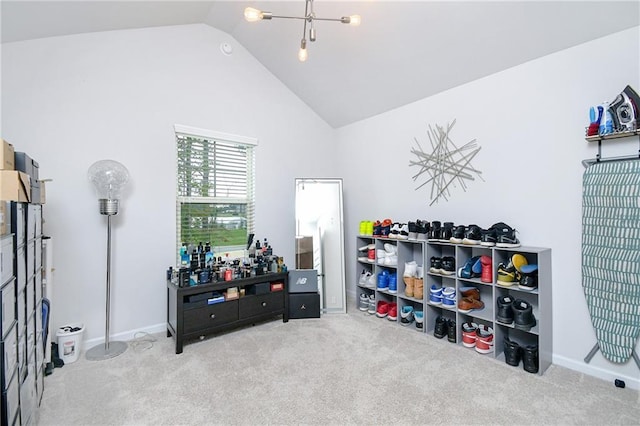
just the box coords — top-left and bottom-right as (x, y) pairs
(582, 159), (640, 363)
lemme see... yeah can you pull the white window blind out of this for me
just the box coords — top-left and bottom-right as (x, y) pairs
(175, 128), (255, 261)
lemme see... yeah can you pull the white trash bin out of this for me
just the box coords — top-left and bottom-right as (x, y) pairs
(56, 323), (84, 364)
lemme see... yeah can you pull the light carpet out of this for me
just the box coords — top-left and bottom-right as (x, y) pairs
(36, 310), (639, 425)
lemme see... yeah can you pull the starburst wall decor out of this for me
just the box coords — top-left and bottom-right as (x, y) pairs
(410, 119), (483, 205)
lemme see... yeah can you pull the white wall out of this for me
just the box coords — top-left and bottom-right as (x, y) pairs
(337, 26), (640, 388)
(1, 24), (336, 344)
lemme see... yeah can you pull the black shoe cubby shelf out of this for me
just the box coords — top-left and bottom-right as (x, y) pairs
(355, 235), (552, 376)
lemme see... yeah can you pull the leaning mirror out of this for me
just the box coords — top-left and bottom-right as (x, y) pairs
(294, 178), (346, 314)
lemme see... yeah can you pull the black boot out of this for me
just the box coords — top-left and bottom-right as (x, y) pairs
(503, 337), (521, 367)
(512, 299), (536, 331)
(496, 295), (514, 324)
(429, 221), (442, 241)
(434, 316), (447, 339)
(522, 344), (539, 374)
(447, 319), (457, 343)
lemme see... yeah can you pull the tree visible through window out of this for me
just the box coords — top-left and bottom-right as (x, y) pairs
(176, 129), (255, 261)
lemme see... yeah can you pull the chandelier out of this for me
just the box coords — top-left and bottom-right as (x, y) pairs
(244, 0), (361, 62)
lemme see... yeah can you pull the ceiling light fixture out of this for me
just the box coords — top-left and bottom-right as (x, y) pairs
(244, 0), (360, 62)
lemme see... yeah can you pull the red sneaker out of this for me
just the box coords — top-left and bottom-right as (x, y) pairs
(462, 322), (478, 347)
(475, 324), (494, 354)
(480, 255), (492, 283)
(376, 301), (389, 318)
(387, 302), (398, 321)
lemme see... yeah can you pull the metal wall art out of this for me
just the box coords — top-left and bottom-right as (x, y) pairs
(410, 119), (483, 205)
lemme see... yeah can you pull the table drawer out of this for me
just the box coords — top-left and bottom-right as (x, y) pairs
(239, 292), (284, 318)
(183, 300), (239, 333)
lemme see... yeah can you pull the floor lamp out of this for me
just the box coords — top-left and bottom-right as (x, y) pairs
(86, 159), (130, 361)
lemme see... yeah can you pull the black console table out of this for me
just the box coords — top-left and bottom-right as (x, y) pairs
(166, 272), (289, 354)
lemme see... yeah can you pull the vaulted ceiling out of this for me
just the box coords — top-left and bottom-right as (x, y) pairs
(2, 1), (639, 128)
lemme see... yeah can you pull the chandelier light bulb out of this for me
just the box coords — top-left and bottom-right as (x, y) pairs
(244, 7), (263, 22)
(298, 42), (308, 62)
(88, 159), (130, 201)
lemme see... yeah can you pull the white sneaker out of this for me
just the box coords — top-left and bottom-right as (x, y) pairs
(397, 223), (409, 240)
(358, 243), (375, 251)
(367, 274), (376, 288)
(384, 255), (398, 266)
(358, 293), (369, 311)
(404, 261), (417, 277)
(359, 270), (372, 286)
(367, 294), (376, 314)
(383, 243), (397, 255)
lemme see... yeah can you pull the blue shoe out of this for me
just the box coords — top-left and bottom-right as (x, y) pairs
(458, 256), (481, 279)
(414, 310), (424, 330)
(400, 306), (414, 326)
(442, 287), (456, 307)
(429, 284), (442, 305)
(388, 272), (398, 294)
(377, 270), (389, 290)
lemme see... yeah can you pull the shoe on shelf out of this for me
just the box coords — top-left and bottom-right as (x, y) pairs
(458, 256), (481, 279)
(389, 222), (401, 239)
(480, 227), (497, 247)
(367, 294), (376, 315)
(358, 243), (374, 251)
(384, 243), (397, 255)
(458, 297), (484, 313)
(439, 222), (454, 242)
(414, 310), (424, 330)
(513, 299), (536, 331)
(429, 256), (442, 274)
(429, 284), (443, 305)
(504, 337), (521, 367)
(480, 255), (492, 283)
(403, 261), (417, 297)
(522, 344), (539, 374)
(447, 319), (457, 343)
(434, 316), (447, 339)
(377, 270), (389, 290)
(359, 293), (369, 311)
(440, 256), (456, 275)
(450, 225), (466, 244)
(414, 267), (424, 299)
(496, 295), (515, 324)
(388, 272), (398, 294)
(387, 302), (398, 321)
(380, 219), (393, 237)
(462, 224), (482, 245)
(461, 322), (478, 347)
(429, 221), (442, 241)
(494, 222), (521, 248)
(416, 220), (429, 241)
(398, 223), (409, 240)
(459, 286), (480, 300)
(496, 254), (528, 286)
(407, 221), (418, 240)
(400, 306), (415, 326)
(373, 220), (382, 237)
(475, 325), (494, 354)
(518, 264), (538, 291)
(442, 287), (456, 307)
(368, 246), (376, 262)
(367, 273), (376, 289)
(359, 270), (372, 287)
(376, 301), (389, 318)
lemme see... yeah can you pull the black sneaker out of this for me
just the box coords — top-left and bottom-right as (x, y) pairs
(504, 337), (522, 367)
(522, 344), (539, 374)
(496, 295), (514, 324)
(512, 299), (536, 331)
(518, 264), (538, 291)
(416, 220), (430, 241)
(462, 224), (482, 245)
(440, 256), (456, 275)
(447, 319), (457, 343)
(450, 225), (466, 244)
(440, 222), (454, 242)
(407, 222), (418, 240)
(480, 227), (497, 246)
(429, 256), (442, 273)
(429, 221), (442, 241)
(434, 316), (447, 339)
(494, 222), (521, 248)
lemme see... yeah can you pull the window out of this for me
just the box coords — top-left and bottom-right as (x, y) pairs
(175, 125), (256, 262)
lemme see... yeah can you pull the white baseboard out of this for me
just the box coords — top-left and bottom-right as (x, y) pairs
(553, 354), (640, 390)
(82, 323), (167, 350)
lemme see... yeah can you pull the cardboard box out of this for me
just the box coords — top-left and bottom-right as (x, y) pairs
(0, 140), (15, 170)
(37, 180), (46, 204)
(14, 152), (38, 180)
(0, 171), (31, 202)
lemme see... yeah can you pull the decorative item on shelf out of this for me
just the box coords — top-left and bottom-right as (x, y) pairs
(585, 85), (640, 138)
(86, 159), (130, 361)
(409, 119), (483, 205)
(244, 0), (360, 62)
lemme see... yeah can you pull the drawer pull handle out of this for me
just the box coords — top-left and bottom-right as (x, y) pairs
(210, 314), (216, 319)
(262, 302), (267, 307)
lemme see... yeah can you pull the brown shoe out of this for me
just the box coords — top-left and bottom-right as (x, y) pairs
(458, 297), (484, 313)
(404, 276), (415, 297)
(414, 278), (424, 299)
(460, 287), (480, 300)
